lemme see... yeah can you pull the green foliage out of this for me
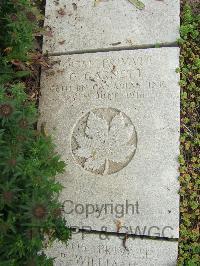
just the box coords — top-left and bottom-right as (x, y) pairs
(0, 0), (41, 60)
(0, 1), (70, 265)
(0, 85), (70, 265)
(178, 3), (200, 266)
(0, 0), (42, 84)
(180, 7), (199, 40)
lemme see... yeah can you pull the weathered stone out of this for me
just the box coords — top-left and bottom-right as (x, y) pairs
(43, 0), (180, 53)
(39, 47), (180, 238)
(45, 233), (178, 266)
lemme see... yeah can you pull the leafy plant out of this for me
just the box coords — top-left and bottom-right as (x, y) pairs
(0, 84), (70, 265)
(0, 0), (43, 59)
(0, 0), (42, 84)
(0, 1), (70, 265)
(178, 2), (200, 265)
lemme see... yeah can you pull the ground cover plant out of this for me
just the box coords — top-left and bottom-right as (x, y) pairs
(0, 1), (70, 265)
(178, 1), (200, 265)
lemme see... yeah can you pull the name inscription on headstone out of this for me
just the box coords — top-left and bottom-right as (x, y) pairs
(47, 54), (167, 102)
(45, 233), (178, 266)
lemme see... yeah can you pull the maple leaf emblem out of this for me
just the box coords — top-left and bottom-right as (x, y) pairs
(72, 109), (137, 175)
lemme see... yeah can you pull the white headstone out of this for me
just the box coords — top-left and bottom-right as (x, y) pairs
(43, 0), (180, 53)
(39, 47), (180, 238)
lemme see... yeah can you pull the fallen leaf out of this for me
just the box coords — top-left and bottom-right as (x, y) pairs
(53, 0), (59, 5)
(30, 93), (36, 100)
(94, 0), (99, 7)
(72, 3), (77, 10)
(46, 70), (56, 77)
(41, 122), (48, 136)
(11, 59), (22, 66)
(11, 60), (26, 70)
(126, 39), (134, 45)
(44, 30), (53, 38)
(30, 52), (51, 68)
(57, 69), (64, 74)
(123, 234), (129, 250)
(128, 0), (145, 10)
(111, 65), (116, 74)
(94, 0), (109, 6)
(4, 47), (12, 54)
(115, 220), (123, 233)
(57, 8), (66, 16)
(58, 40), (66, 45)
(111, 42), (121, 46)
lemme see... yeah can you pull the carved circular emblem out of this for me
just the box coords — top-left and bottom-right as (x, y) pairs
(71, 108), (137, 175)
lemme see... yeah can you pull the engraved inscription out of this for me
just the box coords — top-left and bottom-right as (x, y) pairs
(55, 242), (157, 266)
(46, 54), (168, 104)
(71, 108), (137, 175)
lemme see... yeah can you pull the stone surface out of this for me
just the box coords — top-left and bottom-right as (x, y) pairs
(45, 233), (178, 265)
(39, 47), (180, 238)
(43, 0), (180, 53)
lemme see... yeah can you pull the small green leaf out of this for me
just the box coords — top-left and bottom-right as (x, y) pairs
(128, 0), (145, 10)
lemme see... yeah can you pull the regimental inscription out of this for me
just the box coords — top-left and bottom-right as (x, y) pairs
(46, 54), (169, 104)
(71, 108), (137, 175)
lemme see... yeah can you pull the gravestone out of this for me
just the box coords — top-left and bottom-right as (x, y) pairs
(39, 48), (180, 239)
(43, 0), (180, 53)
(41, 0), (180, 263)
(45, 233), (178, 266)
